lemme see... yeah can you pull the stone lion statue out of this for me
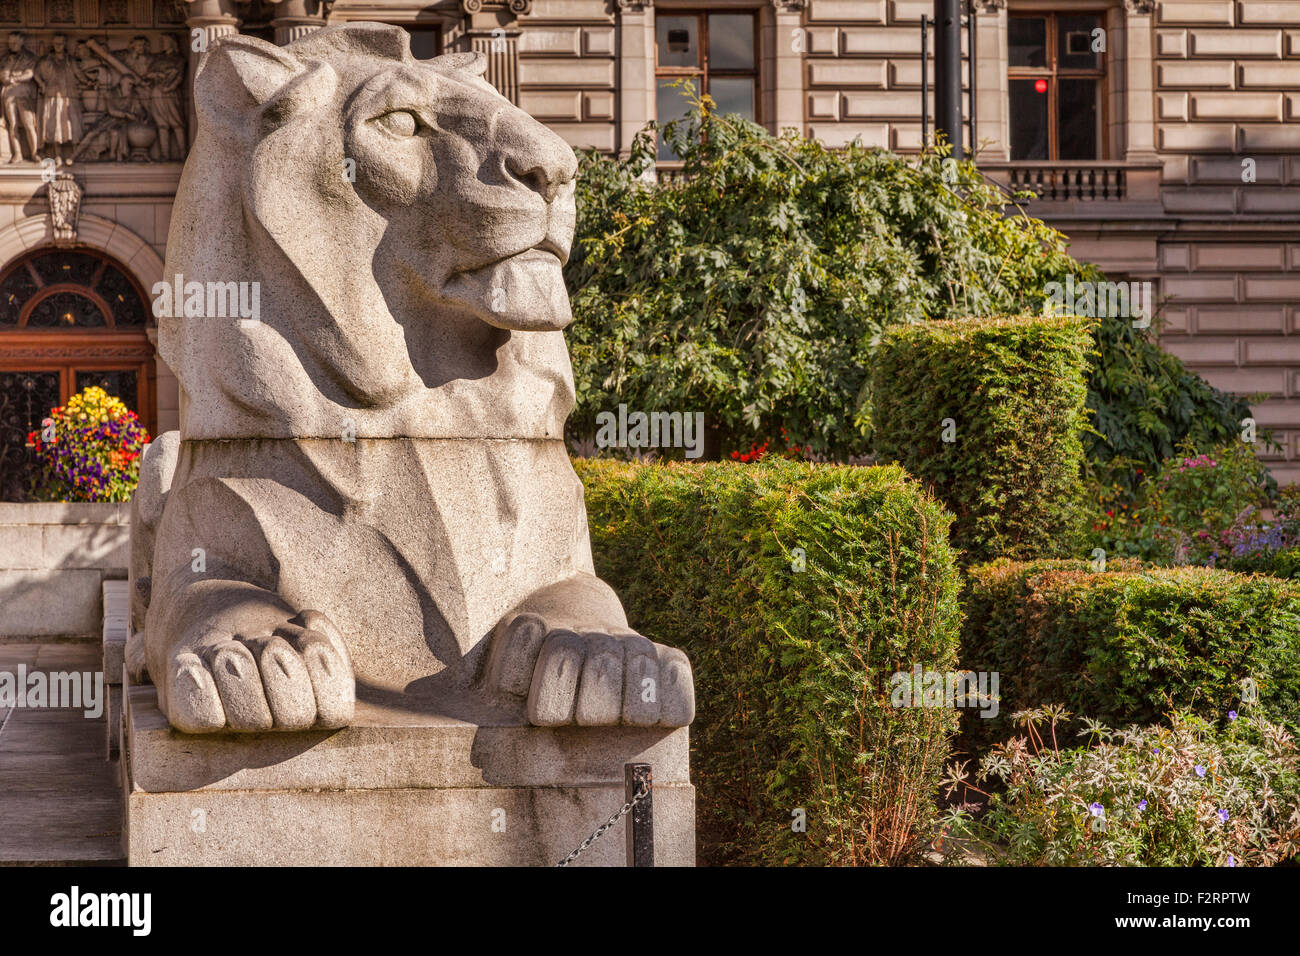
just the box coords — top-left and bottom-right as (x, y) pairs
(127, 22), (694, 734)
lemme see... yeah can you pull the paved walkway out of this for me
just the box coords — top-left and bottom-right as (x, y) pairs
(0, 643), (123, 865)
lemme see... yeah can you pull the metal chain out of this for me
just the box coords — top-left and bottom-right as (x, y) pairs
(555, 778), (650, 867)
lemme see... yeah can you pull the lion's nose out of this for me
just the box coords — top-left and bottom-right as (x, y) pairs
(502, 127), (577, 204)
(505, 153), (573, 203)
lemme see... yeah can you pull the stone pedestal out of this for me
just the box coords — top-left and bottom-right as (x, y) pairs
(121, 676), (695, 866)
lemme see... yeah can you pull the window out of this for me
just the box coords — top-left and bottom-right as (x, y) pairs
(1007, 12), (1106, 160)
(397, 24), (442, 59)
(0, 248), (155, 498)
(655, 11), (757, 161)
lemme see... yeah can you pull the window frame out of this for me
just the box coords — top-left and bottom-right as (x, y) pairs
(1006, 10), (1109, 161)
(654, 8), (761, 158)
(0, 247), (156, 433)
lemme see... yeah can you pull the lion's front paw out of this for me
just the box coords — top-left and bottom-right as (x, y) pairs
(165, 610), (354, 733)
(486, 613), (694, 728)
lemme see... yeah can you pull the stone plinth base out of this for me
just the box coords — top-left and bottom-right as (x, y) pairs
(122, 677), (694, 866)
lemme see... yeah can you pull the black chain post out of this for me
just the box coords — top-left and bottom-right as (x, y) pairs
(555, 762), (654, 866)
(625, 762), (653, 867)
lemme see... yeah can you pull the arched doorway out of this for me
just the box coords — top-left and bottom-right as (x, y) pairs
(0, 246), (154, 501)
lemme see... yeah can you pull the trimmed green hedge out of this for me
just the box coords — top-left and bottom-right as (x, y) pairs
(961, 559), (1300, 749)
(869, 314), (1093, 562)
(576, 458), (963, 865)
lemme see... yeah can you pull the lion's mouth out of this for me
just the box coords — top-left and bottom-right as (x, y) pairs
(493, 236), (568, 268)
(497, 246), (560, 269)
(443, 241), (572, 332)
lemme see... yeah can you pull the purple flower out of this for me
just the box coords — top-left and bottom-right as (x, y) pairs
(1217, 809), (1230, 824)
(1195, 765), (1207, 778)
(1227, 854), (1236, 867)
(1089, 803), (1105, 817)
(1228, 711), (1237, 721)
(1138, 800), (1148, 812)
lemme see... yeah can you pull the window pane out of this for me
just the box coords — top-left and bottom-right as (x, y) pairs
(1009, 78), (1049, 160)
(1058, 79), (1099, 159)
(34, 251), (99, 286)
(656, 79), (695, 160)
(708, 14), (754, 70)
(657, 15), (699, 68)
(404, 27), (440, 60)
(1008, 16), (1047, 68)
(97, 265), (147, 327)
(76, 369), (139, 414)
(708, 76), (754, 120)
(0, 370), (61, 501)
(1058, 15), (1102, 70)
(0, 265), (37, 325)
(26, 291), (105, 328)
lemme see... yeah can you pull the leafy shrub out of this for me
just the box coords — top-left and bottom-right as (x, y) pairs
(567, 94), (1251, 477)
(27, 386), (149, 502)
(1229, 548), (1300, 579)
(1091, 441), (1274, 565)
(1085, 317), (1254, 498)
(1092, 442), (1274, 567)
(961, 560), (1300, 750)
(941, 707), (1300, 866)
(869, 313), (1093, 562)
(1225, 485), (1300, 576)
(575, 458), (963, 865)
(1084, 467), (1159, 559)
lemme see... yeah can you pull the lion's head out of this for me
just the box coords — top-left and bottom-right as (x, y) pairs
(161, 23), (580, 441)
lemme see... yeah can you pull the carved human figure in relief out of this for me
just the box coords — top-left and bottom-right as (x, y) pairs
(143, 34), (184, 160)
(34, 33), (86, 166)
(128, 23), (695, 734)
(69, 37), (98, 82)
(0, 32), (40, 163)
(101, 75), (148, 161)
(122, 35), (152, 84)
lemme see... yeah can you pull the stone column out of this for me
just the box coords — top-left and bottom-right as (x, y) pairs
(1122, 0), (1158, 162)
(268, 0), (330, 47)
(766, 0), (805, 136)
(461, 1), (528, 104)
(616, 0), (654, 158)
(466, 28), (521, 103)
(972, 0), (1008, 161)
(182, 0), (242, 147)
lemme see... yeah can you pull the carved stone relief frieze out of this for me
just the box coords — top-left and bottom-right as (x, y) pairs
(0, 26), (187, 165)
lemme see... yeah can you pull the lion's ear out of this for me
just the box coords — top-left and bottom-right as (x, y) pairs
(195, 34), (303, 116)
(430, 51), (488, 77)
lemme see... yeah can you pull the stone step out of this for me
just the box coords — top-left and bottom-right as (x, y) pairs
(102, 579), (131, 761)
(0, 643), (124, 866)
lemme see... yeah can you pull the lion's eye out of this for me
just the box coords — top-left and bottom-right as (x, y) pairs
(376, 110), (418, 137)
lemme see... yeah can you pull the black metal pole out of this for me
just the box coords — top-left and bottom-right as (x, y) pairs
(968, 6), (977, 158)
(920, 15), (928, 149)
(625, 763), (653, 867)
(933, 0), (963, 159)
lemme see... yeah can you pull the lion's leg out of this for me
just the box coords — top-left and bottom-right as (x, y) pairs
(143, 464), (355, 733)
(481, 573), (694, 729)
(128, 431), (180, 684)
(148, 574), (353, 733)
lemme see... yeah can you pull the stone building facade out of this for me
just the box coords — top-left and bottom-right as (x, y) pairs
(0, 0), (1296, 486)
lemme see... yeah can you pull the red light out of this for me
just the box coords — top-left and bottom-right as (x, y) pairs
(1034, 79), (1048, 94)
